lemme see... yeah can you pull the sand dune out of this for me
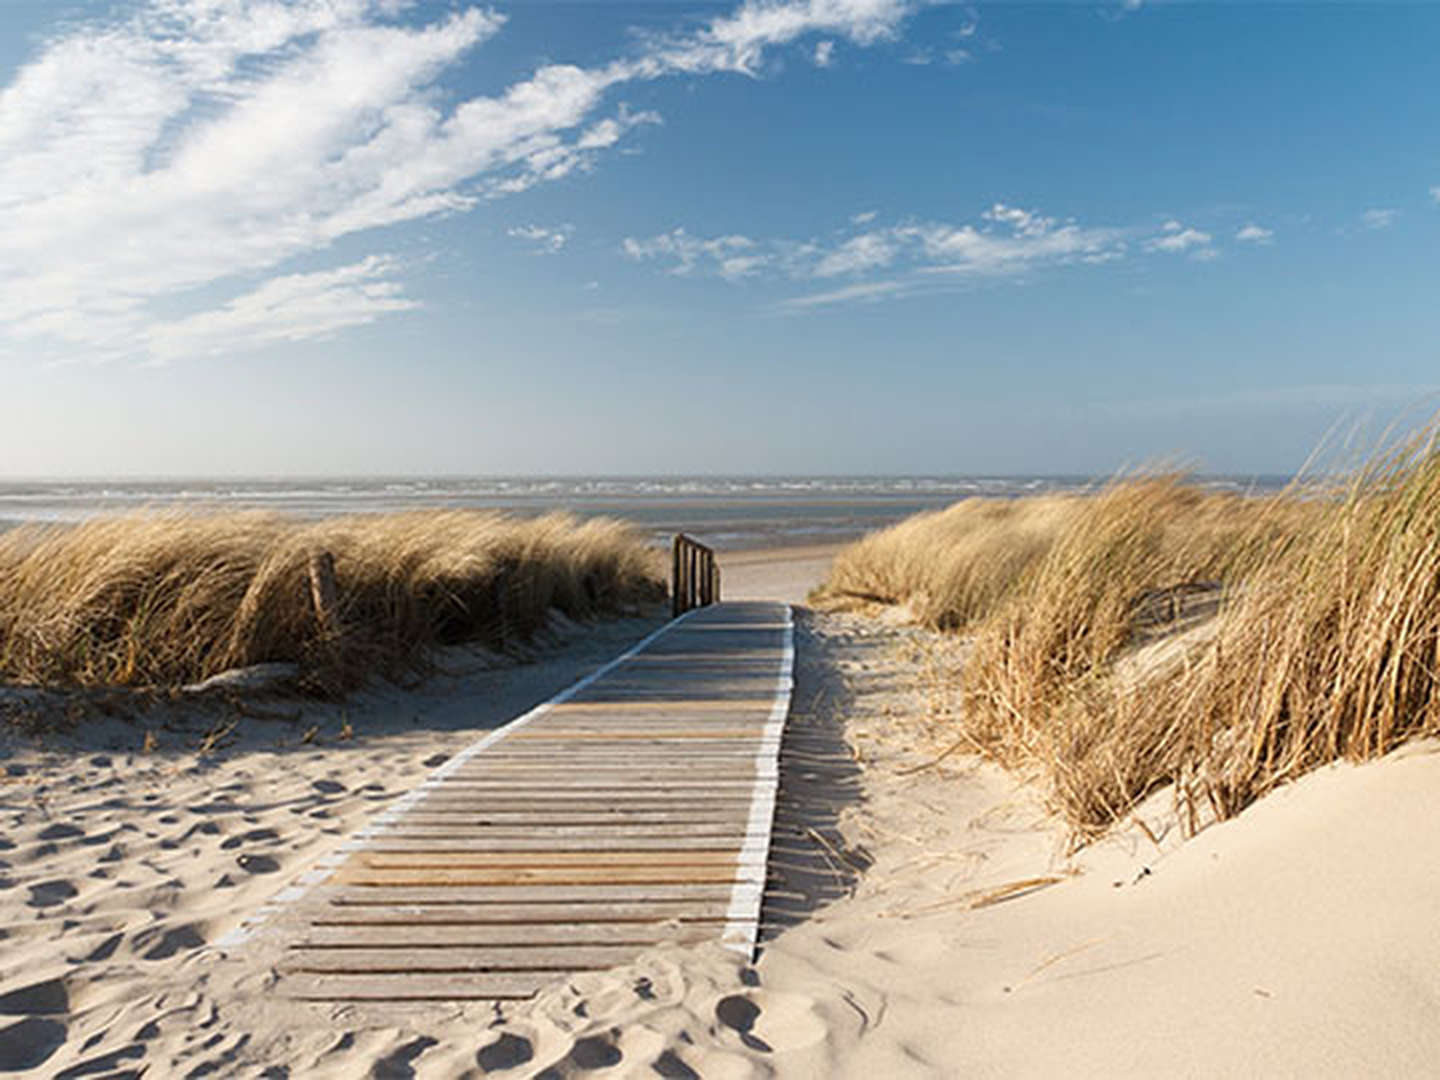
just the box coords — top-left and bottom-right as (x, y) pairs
(2, 557), (1437, 1076)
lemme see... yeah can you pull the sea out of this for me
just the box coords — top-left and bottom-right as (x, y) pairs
(0, 475), (1291, 551)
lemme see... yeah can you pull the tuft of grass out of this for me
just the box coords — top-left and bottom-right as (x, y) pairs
(813, 494), (1077, 628)
(0, 510), (664, 693)
(817, 470), (1354, 839)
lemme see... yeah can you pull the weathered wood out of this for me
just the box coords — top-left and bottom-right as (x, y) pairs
(364, 836), (744, 852)
(313, 900), (733, 924)
(357, 850), (738, 868)
(266, 601), (788, 1006)
(335, 865), (743, 887)
(670, 534), (720, 616)
(285, 972), (556, 1001)
(307, 550), (342, 640)
(326, 883), (737, 904)
(285, 944), (646, 973)
(298, 922), (717, 947)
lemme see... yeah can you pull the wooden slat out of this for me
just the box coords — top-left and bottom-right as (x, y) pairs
(298, 923), (715, 947)
(335, 865), (742, 887)
(313, 901), (733, 925)
(365, 837), (744, 852)
(356, 851), (737, 868)
(285, 972), (555, 1001)
(326, 884), (737, 904)
(285, 944), (644, 973)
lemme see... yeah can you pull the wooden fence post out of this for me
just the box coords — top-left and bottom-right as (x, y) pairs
(308, 551), (341, 642)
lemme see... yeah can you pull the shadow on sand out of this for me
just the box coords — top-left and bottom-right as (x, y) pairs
(759, 608), (872, 946)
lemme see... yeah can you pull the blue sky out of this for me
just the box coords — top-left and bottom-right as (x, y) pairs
(0, 0), (1436, 477)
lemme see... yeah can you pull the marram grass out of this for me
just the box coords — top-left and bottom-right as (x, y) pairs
(0, 510), (664, 693)
(820, 435), (1440, 838)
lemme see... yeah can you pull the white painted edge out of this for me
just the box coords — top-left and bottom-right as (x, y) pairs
(211, 607), (707, 953)
(720, 603), (794, 961)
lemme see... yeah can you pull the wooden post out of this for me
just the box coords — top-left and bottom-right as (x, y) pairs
(308, 551), (341, 642)
(671, 535), (684, 618)
(492, 568), (509, 647)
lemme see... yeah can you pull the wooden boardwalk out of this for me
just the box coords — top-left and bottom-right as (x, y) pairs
(242, 601), (794, 1003)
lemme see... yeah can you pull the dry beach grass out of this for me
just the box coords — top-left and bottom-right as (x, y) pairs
(818, 424), (1440, 839)
(0, 509), (664, 694)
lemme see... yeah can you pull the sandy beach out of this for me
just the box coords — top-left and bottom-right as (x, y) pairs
(2, 545), (1437, 1077)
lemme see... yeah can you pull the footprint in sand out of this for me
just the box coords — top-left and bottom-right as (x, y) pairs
(0, 977), (68, 1016)
(371, 1035), (437, 1079)
(311, 779), (345, 795)
(652, 1050), (701, 1080)
(236, 853), (280, 874)
(476, 1032), (533, 1072)
(26, 879), (78, 908)
(136, 924), (206, 961)
(567, 1034), (623, 1070)
(0, 1016), (67, 1072)
(36, 823), (85, 842)
(715, 992), (828, 1054)
(220, 828), (279, 851)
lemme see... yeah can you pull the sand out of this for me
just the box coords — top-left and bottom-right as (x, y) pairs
(2, 548), (1438, 1076)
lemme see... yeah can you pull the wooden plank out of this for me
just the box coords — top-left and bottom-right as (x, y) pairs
(334, 865), (743, 887)
(285, 972), (557, 1001)
(358, 852), (737, 869)
(364, 837), (744, 852)
(356, 851), (737, 868)
(284, 944), (643, 973)
(393, 811), (750, 824)
(326, 884), (736, 904)
(313, 901), (733, 925)
(372, 823), (748, 839)
(297, 923), (716, 948)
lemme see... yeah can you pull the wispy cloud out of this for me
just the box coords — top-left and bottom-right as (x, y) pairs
(508, 224), (575, 254)
(626, 202), (1245, 309)
(778, 279), (907, 310)
(813, 39), (836, 66)
(1362, 207), (1398, 230)
(1236, 223), (1274, 244)
(0, 0), (917, 361)
(622, 229), (768, 280)
(1429, 185), (1440, 206)
(146, 256), (420, 363)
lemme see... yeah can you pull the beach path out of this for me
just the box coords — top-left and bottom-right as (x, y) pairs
(244, 601), (793, 1003)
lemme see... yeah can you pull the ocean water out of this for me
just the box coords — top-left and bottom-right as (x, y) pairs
(0, 475), (1289, 550)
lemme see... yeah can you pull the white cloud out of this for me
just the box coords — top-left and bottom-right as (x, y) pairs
(0, 0), (917, 361)
(814, 232), (897, 276)
(1236, 223), (1274, 244)
(508, 224), (574, 253)
(1362, 207), (1398, 230)
(851, 209), (878, 224)
(814, 40), (836, 66)
(1144, 220), (1213, 255)
(622, 229), (767, 279)
(1430, 185), (1440, 205)
(146, 255), (419, 363)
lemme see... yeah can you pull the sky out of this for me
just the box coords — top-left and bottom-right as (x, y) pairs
(0, 0), (1437, 478)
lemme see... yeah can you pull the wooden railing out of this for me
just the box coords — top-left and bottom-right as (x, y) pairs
(671, 534), (720, 617)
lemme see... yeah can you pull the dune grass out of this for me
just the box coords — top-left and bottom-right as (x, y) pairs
(0, 510), (665, 694)
(818, 435), (1440, 839)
